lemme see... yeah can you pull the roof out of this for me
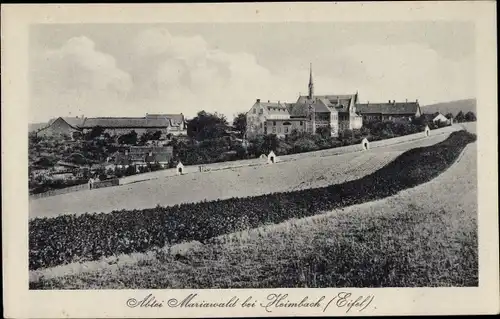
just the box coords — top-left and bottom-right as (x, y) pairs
(265, 117), (307, 122)
(356, 102), (420, 115)
(258, 102), (290, 116)
(288, 97), (339, 117)
(129, 146), (173, 154)
(146, 114), (185, 126)
(48, 117), (86, 128)
(81, 117), (171, 129)
(55, 161), (81, 168)
(296, 94), (357, 113)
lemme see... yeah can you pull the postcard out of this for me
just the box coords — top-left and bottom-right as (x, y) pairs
(2, 2), (499, 318)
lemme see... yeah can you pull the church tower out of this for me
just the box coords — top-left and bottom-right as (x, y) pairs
(308, 63), (314, 100)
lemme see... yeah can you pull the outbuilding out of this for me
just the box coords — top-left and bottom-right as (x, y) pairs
(424, 125), (430, 137)
(176, 162), (185, 175)
(267, 151), (278, 164)
(361, 138), (370, 150)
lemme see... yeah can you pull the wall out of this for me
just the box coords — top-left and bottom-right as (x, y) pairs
(351, 115), (363, 129)
(330, 112), (339, 137)
(29, 183), (89, 200)
(92, 178), (120, 189)
(246, 101), (265, 138)
(266, 120), (306, 136)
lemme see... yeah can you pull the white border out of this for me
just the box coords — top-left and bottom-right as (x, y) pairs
(2, 2), (498, 318)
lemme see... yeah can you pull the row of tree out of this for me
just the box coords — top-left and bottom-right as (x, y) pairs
(451, 110), (476, 122)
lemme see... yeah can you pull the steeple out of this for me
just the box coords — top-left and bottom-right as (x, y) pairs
(308, 63), (314, 100)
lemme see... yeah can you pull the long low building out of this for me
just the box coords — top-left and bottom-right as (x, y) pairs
(35, 113), (187, 139)
(356, 100), (422, 123)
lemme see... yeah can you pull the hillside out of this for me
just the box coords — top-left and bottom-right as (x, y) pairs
(421, 98), (476, 116)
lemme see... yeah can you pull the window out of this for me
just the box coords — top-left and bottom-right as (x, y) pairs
(259, 108), (263, 114)
(284, 127), (289, 133)
(300, 121), (303, 126)
(253, 109), (256, 114)
(272, 127), (276, 133)
(278, 127), (281, 133)
(273, 121), (276, 126)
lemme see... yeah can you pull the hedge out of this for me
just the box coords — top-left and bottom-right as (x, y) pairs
(29, 130), (477, 270)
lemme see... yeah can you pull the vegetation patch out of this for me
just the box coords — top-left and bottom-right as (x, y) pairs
(29, 130), (476, 270)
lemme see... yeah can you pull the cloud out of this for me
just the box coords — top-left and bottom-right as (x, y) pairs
(321, 44), (475, 105)
(30, 36), (133, 122)
(30, 28), (475, 123)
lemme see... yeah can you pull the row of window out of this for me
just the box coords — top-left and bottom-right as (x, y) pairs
(263, 127), (298, 134)
(267, 121), (304, 126)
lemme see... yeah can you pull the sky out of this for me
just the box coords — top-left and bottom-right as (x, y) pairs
(29, 22), (476, 123)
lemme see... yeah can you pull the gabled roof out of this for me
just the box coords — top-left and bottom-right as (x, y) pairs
(258, 102), (290, 116)
(55, 160), (81, 169)
(46, 117), (85, 129)
(288, 97), (339, 116)
(296, 94), (357, 113)
(356, 102), (420, 115)
(288, 102), (309, 117)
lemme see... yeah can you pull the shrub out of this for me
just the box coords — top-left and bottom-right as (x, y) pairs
(292, 137), (319, 153)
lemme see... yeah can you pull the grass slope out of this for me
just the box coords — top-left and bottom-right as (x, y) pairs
(30, 141), (478, 288)
(29, 130), (476, 271)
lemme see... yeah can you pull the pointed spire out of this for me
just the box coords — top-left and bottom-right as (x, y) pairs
(308, 63), (314, 99)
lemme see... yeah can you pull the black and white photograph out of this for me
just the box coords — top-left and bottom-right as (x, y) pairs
(2, 2), (499, 318)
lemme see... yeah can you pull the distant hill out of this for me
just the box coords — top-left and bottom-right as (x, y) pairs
(421, 98), (476, 116)
(28, 122), (48, 133)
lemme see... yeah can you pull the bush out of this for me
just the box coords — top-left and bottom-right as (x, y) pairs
(29, 130), (476, 270)
(292, 137), (319, 153)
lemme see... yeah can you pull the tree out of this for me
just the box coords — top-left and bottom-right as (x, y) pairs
(29, 131), (42, 144)
(292, 137), (319, 153)
(455, 111), (465, 123)
(445, 113), (454, 120)
(338, 129), (354, 141)
(187, 111), (228, 141)
(232, 113), (247, 138)
(262, 134), (279, 154)
(118, 130), (138, 145)
(464, 111), (477, 122)
(86, 126), (105, 140)
(316, 126), (331, 138)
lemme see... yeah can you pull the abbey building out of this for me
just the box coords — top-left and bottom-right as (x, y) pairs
(245, 64), (423, 139)
(245, 64), (363, 138)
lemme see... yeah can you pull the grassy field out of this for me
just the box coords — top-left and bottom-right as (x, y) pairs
(29, 130), (455, 218)
(30, 128), (477, 288)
